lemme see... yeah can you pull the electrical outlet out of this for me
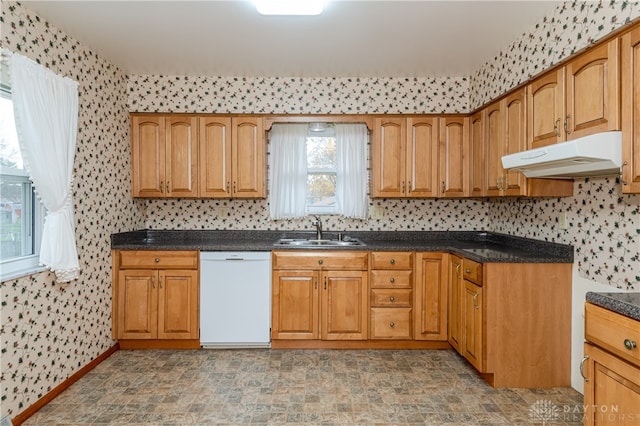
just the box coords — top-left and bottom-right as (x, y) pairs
(558, 211), (568, 230)
(217, 206), (229, 217)
(370, 205), (384, 220)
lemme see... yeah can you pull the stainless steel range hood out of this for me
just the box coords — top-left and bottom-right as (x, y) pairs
(501, 131), (622, 179)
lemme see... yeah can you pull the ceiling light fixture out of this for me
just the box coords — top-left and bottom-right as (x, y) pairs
(254, 0), (325, 16)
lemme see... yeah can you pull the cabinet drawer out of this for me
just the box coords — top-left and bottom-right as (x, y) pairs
(371, 289), (412, 307)
(370, 308), (412, 339)
(272, 251), (368, 270)
(585, 303), (640, 367)
(370, 252), (413, 269)
(462, 258), (483, 285)
(370, 270), (412, 289)
(118, 250), (198, 269)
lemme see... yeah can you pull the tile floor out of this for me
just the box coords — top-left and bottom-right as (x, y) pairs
(24, 349), (583, 425)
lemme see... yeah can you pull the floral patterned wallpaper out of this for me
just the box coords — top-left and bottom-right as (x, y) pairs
(0, 1), (146, 420)
(1, 0), (640, 422)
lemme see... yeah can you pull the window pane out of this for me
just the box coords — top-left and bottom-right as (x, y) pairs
(307, 173), (336, 209)
(0, 95), (23, 171)
(306, 137), (336, 169)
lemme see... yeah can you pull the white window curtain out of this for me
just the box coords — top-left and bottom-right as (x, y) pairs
(10, 53), (80, 282)
(269, 123), (308, 219)
(335, 123), (368, 219)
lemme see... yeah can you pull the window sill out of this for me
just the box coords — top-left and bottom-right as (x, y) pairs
(0, 263), (48, 282)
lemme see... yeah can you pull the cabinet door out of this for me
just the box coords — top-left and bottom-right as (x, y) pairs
(503, 89), (528, 196)
(321, 270), (368, 340)
(583, 343), (640, 426)
(199, 116), (232, 198)
(406, 117), (439, 197)
(469, 110), (485, 197)
(622, 28), (640, 194)
(485, 101), (504, 196)
(157, 270), (199, 339)
(372, 117), (406, 197)
(232, 117), (265, 198)
(527, 68), (565, 148)
(565, 39), (620, 140)
(117, 270), (158, 339)
(131, 115), (165, 197)
(448, 255), (463, 352)
(272, 270), (319, 340)
(165, 115), (198, 197)
(462, 280), (483, 372)
(414, 252), (448, 341)
(438, 117), (469, 197)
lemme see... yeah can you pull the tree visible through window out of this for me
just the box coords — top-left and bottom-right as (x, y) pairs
(306, 133), (336, 214)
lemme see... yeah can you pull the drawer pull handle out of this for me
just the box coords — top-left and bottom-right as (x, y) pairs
(465, 269), (471, 274)
(580, 355), (589, 382)
(389, 296), (395, 302)
(624, 339), (637, 350)
(389, 322), (395, 328)
(154, 258), (160, 263)
(389, 277), (395, 283)
(318, 260), (323, 265)
(389, 259), (395, 265)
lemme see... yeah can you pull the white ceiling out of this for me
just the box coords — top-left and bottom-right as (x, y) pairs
(22, 0), (562, 78)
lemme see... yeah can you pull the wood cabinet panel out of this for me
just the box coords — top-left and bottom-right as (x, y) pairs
(157, 270), (199, 339)
(527, 68), (565, 148)
(271, 270), (319, 340)
(372, 117), (406, 197)
(118, 250), (198, 269)
(370, 270), (412, 288)
(199, 116), (232, 197)
(165, 116), (198, 197)
(469, 111), (485, 197)
(406, 117), (439, 197)
(370, 251), (413, 269)
(232, 117), (265, 198)
(503, 90), (528, 196)
(117, 270), (157, 339)
(485, 101), (504, 196)
(439, 117), (469, 197)
(622, 27), (640, 194)
(583, 343), (640, 425)
(462, 280), (484, 372)
(370, 308), (412, 339)
(585, 303), (640, 367)
(321, 270), (368, 340)
(414, 252), (448, 341)
(448, 255), (462, 352)
(371, 289), (412, 307)
(131, 115), (165, 197)
(273, 251), (368, 270)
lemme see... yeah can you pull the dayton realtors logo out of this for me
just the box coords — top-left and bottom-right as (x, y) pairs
(529, 400), (560, 424)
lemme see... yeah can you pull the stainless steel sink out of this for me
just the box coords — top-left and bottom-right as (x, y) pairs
(274, 238), (365, 247)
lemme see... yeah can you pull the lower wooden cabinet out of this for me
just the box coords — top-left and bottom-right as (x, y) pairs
(414, 252), (448, 341)
(448, 256), (572, 388)
(112, 250), (199, 348)
(271, 251), (369, 341)
(583, 302), (640, 425)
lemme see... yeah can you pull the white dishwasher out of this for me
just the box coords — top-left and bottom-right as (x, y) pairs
(199, 251), (271, 348)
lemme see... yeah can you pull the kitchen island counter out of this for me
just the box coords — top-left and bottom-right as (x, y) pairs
(111, 230), (573, 264)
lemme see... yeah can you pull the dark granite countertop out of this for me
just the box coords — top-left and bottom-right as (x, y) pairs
(586, 292), (640, 321)
(111, 230), (573, 264)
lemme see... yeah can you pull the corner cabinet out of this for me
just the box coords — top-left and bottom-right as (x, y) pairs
(131, 114), (265, 199)
(583, 303), (640, 425)
(112, 250), (199, 349)
(448, 257), (572, 388)
(271, 251), (369, 341)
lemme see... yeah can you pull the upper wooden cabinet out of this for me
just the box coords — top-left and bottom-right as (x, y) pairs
(371, 117), (438, 197)
(622, 26), (640, 194)
(438, 116), (469, 198)
(527, 38), (620, 149)
(132, 114), (266, 198)
(469, 111), (485, 197)
(132, 115), (198, 197)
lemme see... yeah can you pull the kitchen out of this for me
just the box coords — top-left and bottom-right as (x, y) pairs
(1, 1), (640, 425)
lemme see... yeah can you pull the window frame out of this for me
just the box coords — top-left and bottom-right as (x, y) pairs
(305, 130), (337, 215)
(0, 83), (47, 281)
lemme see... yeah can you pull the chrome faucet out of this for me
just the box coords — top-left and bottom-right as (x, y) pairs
(311, 215), (323, 240)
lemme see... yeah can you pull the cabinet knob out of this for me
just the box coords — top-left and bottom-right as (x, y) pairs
(389, 259), (395, 265)
(318, 259), (323, 265)
(389, 277), (395, 283)
(389, 296), (395, 302)
(465, 269), (471, 274)
(154, 258), (160, 263)
(624, 339), (637, 350)
(389, 322), (395, 328)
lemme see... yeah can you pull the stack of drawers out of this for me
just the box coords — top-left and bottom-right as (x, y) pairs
(369, 252), (414, 339)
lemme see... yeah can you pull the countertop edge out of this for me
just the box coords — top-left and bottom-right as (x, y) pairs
(586, 292), (640, 322)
